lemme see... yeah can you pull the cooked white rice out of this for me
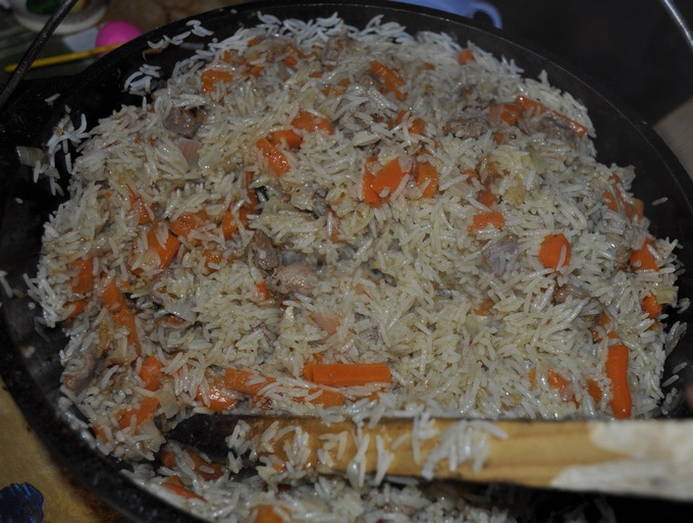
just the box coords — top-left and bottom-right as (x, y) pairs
(29, 12), (683, 522)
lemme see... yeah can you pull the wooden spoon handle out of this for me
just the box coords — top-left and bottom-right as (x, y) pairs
(171, 415), (693, 500)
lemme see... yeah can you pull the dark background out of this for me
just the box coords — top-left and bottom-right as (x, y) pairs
(473, 0), (693, 124)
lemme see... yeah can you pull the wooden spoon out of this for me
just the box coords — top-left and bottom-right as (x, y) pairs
(168, 414), (693, 501)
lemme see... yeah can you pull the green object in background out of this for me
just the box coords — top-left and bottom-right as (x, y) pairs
(26, 0), (62, 15)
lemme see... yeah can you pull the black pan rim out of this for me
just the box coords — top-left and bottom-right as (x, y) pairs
(1, 1), (692, 521)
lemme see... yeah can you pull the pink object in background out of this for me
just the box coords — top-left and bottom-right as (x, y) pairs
(95, 20), (142, 52)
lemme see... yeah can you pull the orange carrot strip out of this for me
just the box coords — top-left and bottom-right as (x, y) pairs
(603, 190), (619, 212)
(473, 297), (494, 316)
(586, 379), (603, 404)
(361, 159), (382, 207)
(487, 102), (522, 126)
(468, 211), (505, 232)
(628, 198), (644, 218)
(630, 238), (659, 271)
(65, 299), (87, 319)
(117, 396), (159, 429)
(187, 451), (224, 480)
(539, 233), (571, 270)
(268, 129), (302, 148)
(515, 95), (588, 138)
(303, 362), (392, 387)
(170, 210), (208, 237)
(203, 248), (223, 271)
(547, 371), (569, 395)
(221, 212), (238, 239)
(102, 279), (140, 350)
(477, 188), (497, 207)
(291, 110), (334, 135)
(139, 356), (163, 391)
(283, 54), (298, 67)
(370, 158), (409, 202)
(464, 168), (479, 181)
(409, 118), (425, 135)
(199, 382), (238, 412)
(256, 280), (270, 301)
(146, 223), (180, 271)
(224, 368), (345, 407)
(70, 257), (93, 294)
(162, 476), (206, 501)
(254, 505), (286, 523)
(457, 49), (474, 65)
(369, 60), (406, 101)
(415, 161), (438, 198)
(642, 294), (662, 319)
(606, 344), (632, 419)
(256, 138), (290, 176)
(248, 37), (263, 47)
(423, 62), (436, 70)
(201, 69), (232, 93)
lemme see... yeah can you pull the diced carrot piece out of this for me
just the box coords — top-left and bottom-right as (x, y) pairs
(187, 451), (224, 480)
(291, 110), (334, 135)
(528, 368), (537, 388)
(247, 64), (265, 78)
(70, 257), (93, 294)
(283, 55), (298, 67)
(146, 223), (180, 271)
(203, 248), (223, 271)
(248, 37), (263, 47)
(415, 161), (438, 198)
(409, 118), (425, 135)
(423, 62), (436, 70)
(256, 138), (290, 176)
(606, 344), (632, 419)
(162, 476), (206, 501)
(161, 449), (177, 469)
(268, 129), (302, 148)
(309, 71), (323, 78)
(468, 211), (505, 232)
(170, 210), (208, 237)
(303, 362), (392, 387)
(139, 355), (163, 391)
(477, 188), (497, 207)
(586, 379), (603, 404)
(201, 69), (232, 93)
(117, 396), (159, 429)
(369, 60), (406, 101)
(457, 49), (474, 65)
(128, 188), (152, 224)
(538, 233), (571, 270)
(92, 424), (108, 443)
(642, 294), (662, 319)
(102, 279), (140, 350)
(630, 238), (659, 271)
(629, 198), (644, 218)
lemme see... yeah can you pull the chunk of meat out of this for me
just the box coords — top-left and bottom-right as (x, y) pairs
(480, 235), (518, 276)
(63, 350), (100, 393)
(322, 34), (352, 63)
(552, 283), (589, 304)
(164, 106), (206, 139)
(443, 116), (490, 138)
(268, 261), (318, 295)
(248, 231), (279, 271)
(520, 112), (576, 145)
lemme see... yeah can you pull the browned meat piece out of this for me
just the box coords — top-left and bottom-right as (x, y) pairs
(164, 106), (206, 139)
(248, 230), (279, 272)
(520, 112), (575, 145)
(322, 34), (352, 63)
(481, 235), (518, 276)
(63, 350), (99, 393)
(443, 116), (490, 138)
(552, 283), (589, 304)
(268, 261), (318, 295)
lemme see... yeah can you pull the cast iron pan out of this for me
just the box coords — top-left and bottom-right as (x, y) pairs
(1, 1), (693, 521)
